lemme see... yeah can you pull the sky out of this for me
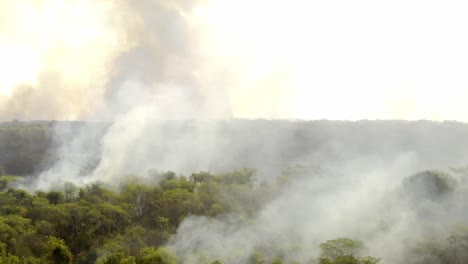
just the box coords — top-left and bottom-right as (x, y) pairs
(0, 0), (468, 121)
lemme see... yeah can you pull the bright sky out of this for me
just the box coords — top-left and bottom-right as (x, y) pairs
(1, 0), (468, 121)
(198, 0), (468, 120)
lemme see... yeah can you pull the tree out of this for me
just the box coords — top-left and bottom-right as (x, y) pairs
(403, 170), (456, 201)
(319, 255), (380, 264)
(190, 172), (214, 184)
(0, 241), (22, 263)
(320, 238), (365, 259)
(248, 252), (265, 264)
(0, 175), (16, 191)
(46, 191), (65, 205)
(319, 238), (379, 264)
(137, 247), (178, 264)
(219, 168), (257, 187)
(64, 182), (79, 202)
(45, 237), (73, 264)
(271, 257), (284, 264)
(97, 252), (136, 264)
(156, 188), (199, 227)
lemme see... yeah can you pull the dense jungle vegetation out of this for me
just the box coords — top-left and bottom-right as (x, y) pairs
(0, 168), (467, 264)
(1, 121), (468, 263)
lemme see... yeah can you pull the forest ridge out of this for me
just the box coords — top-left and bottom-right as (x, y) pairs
(0, 120), (467, 263)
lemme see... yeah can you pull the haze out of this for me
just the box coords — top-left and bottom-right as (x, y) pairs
(1, 1), (468, 264)
(1, 0), (468, 121)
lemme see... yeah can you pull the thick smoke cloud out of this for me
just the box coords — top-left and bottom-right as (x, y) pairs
(1, 0), (238, 187)
(167, 153), (468, 264)
(103, 0), (233, 120)
(3, 1), (468, 263)
(0, 0), (234, 121)
(21, 119), (468, 264)
(0, 1), (116, 119)
(2, 1), (468, 121)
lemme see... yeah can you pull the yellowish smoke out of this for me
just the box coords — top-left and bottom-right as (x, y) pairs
(0, 0), (121, 119)
(1, 0), (468, 121)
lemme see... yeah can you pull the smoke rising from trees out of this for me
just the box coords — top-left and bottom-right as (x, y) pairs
(1, 1), (468, 263)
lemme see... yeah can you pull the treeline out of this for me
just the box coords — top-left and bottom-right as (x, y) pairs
(4, 119), (468, 176)
(0, 122), (51, 176)
(0, 167), (382, 264)
(0, 169), (276, 263)
(0, 167), (468, 263)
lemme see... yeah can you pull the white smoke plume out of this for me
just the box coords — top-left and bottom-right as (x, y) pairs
(4, 1), (468, 122)
(0, 0), (234, 120)
(167, 154), (468, 263)
(2, 1), (468, 263)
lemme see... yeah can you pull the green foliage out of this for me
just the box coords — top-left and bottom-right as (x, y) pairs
(319, 238), (379, 264)
(319, 255), (380, 264)
(408, 233), (468, 264)
(137, 247), (177, 264)
(249, 252), (265, 264)
(0, 169), (384, 264)
(271, 257), (284, 264)
(403, 170), (456, 200)
(190, 172), (214, 184)
(0, 214), (36, 256)
(0, 168), (275, 262)
(0, 176), (17, 191)
(4, 121), (468, 264)
(320, 238), (365, 260)
(46, 191), (65, 205)
(45, 237), (73, 264)
(97, 252), (136, 264)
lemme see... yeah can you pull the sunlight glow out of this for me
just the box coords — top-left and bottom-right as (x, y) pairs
(0, 0), (117, 100)
(1, 0), (468, 120)
(0, 43), (39, 97)
(198, 0), (468, 121)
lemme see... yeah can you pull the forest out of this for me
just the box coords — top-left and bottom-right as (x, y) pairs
(0, 121), (468, 264)
(2, 0), (467, 262)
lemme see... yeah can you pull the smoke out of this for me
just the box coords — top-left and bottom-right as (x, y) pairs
(0, 0), (234, 120)
(0, 0), (115, 119)
(167, 154), (468, 264)
(31, 120), (468, 263)
(1, 0), (240, 187)
(3, 1), (468, 263)
(3, 1), (468, 121)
